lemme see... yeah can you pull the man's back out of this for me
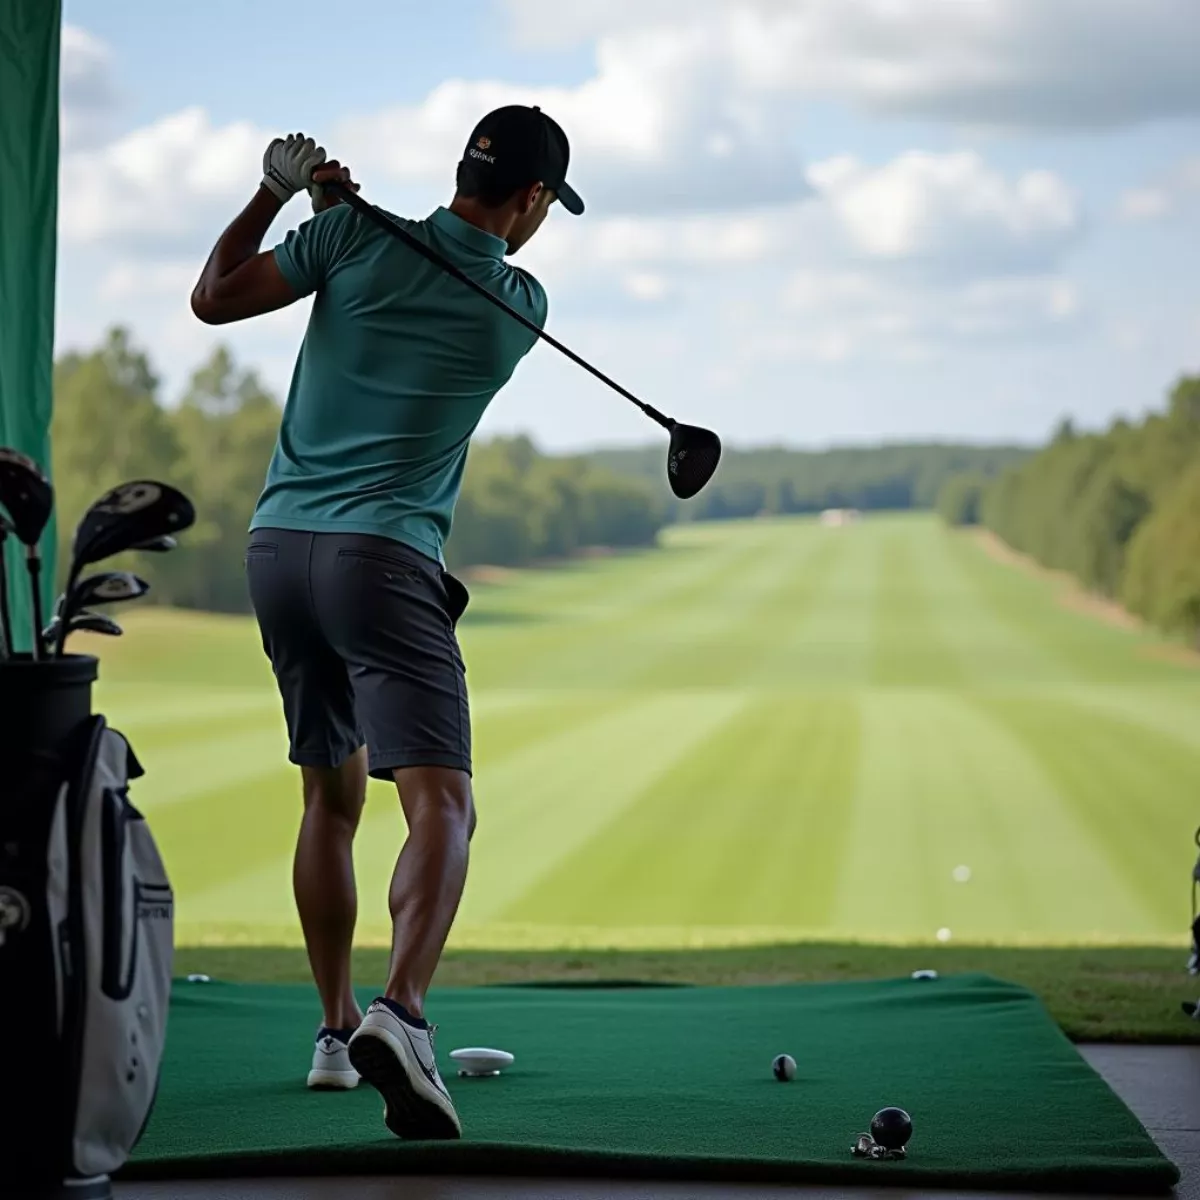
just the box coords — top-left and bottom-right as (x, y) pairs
(251, 203), (547, 564)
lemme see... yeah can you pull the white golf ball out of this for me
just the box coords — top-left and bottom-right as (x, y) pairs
(953, 865), (972, 883)
(936, 927), (953, 943)
(772, 1053), (797, 1082)
(912, 969), (939, 980)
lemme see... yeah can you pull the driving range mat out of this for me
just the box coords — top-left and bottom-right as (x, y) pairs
(118, 972), (1179, 1193)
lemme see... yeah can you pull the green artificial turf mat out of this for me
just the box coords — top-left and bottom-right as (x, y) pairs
(119, 972), (1179, 1193)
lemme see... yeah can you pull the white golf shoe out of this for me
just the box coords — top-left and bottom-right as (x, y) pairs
(348, 998), (462, 1139)
(306, 1028), (360, 1090)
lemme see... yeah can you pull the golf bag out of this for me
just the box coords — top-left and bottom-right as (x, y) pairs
(0, 670), (173, 1196)
(1190, 826), (1200, 975)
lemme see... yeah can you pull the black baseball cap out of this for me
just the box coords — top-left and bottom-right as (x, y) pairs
(460, 104), (584, 215)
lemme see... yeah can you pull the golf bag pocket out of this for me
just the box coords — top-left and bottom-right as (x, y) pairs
(58, 717), (175, 1180)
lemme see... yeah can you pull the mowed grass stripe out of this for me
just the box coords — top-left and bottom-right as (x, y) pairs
(460, 523), (780, 690)
(1045, 683), (1200, 751)
(947, 530), (1184, 684)
(833, 691), (1154, 939)
(92, 683), (280, 731)
(758, 519), (876, 687)
(965, 692), (1200, 930)
(501, 694), (860, 930)
(190, 690), (751, 936)
(870, 517), (966, 686)
(633, 521), (847, 689)
(912, 521), (1074, 686)
(148, 689), (639, 912)
(453, 691), (753, 924)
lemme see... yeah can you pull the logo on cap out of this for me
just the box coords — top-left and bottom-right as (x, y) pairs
(477, 136), (491, 150)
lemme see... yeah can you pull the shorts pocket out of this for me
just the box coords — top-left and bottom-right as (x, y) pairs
(442, 571), (471, 626)
(336, 547), (425, 583)
(244, 540), (278, 567)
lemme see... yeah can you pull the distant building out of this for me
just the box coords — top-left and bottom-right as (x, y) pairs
(820, 508), (861, 527)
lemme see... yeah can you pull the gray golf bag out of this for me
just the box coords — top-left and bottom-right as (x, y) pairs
(1190, 826), (1200, 976)
(0, 655), (173, 1199)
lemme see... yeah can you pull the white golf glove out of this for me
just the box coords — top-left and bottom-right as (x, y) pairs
(261, 133), (326, 203)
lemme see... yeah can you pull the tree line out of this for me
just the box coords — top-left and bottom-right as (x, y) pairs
(936, 375), (1200, 647)
(49, 328), (668, 613)
(591, 442), (1030, 522)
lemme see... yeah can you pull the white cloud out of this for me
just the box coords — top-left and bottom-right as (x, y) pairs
(808, 151), (1080, 272)
(1118, 157), (1200, 221)
(60, 25), (121, 150)
(502, 0), (1200, 129)
(60, 107), (267, 250)
(333, 50), (810, 217)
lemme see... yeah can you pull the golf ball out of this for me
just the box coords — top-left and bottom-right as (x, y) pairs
(871, 1107), (913, 1150)
(952, 865), (972, 883)
(911, 969), (939, 980)
(936, 927), (952, 943)
(772, 1054), (797, 1082)
(185, 973), (212, 983)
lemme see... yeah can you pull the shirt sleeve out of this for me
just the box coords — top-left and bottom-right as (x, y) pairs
(273, 204), (358, 298)
(514, 268), (549, 334)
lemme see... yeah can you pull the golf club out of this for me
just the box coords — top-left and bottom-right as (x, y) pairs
(43, 610), (123, 648)
(0, 511), (13, 660)
(321, 181), (722, 500)
(54, 571), (149, 657)
(57, 480), (195, 659)
(0, 448), (54, 660)
(132, 535), (178, 552)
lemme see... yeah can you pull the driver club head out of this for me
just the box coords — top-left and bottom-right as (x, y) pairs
(666, 422), (722, 500)
(133, 535), (178, 552)
(0, 448), (53, 546)
(58, 572), (149, 647)
(71, 570), (150, 611)
(44, 610), (124, 645)
(71, 480), (195, 573)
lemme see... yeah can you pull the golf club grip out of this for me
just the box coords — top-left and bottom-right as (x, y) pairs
(323, 182), (674, 431)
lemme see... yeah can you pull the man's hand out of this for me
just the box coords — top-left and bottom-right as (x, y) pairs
(309, 161), (362, 214)
(261, 133), (327, 203)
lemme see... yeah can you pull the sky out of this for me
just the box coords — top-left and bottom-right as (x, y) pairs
(56, 0), (1200, 452)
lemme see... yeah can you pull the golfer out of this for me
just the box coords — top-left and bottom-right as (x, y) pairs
(190, 106), (584, 1139)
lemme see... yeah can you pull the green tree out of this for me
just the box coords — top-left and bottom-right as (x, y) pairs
(936, 472), (987, 526)
(50, 327), (181, 583)
(1122, 458), (1200, 646)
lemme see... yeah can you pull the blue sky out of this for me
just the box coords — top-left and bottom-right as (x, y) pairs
(56, 0), (1200, 450)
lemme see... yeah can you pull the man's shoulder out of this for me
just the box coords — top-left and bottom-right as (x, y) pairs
(504, 264), (549, 327)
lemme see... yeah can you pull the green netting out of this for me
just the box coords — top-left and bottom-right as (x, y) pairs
(0, 1), (60, 653)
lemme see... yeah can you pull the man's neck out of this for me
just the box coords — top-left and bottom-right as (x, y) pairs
(448, 195), (515, 242)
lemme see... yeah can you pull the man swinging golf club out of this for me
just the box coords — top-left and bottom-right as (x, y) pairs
(191, 107), (584, 1139)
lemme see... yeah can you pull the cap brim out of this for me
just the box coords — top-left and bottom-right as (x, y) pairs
(556, 180), (584, 216)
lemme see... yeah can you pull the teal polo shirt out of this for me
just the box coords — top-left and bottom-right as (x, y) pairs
(250, 203), (548, 564)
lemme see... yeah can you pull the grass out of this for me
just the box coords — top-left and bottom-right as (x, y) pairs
(173, 943), (1199, 1044)
(79, 514), (1200, 1040)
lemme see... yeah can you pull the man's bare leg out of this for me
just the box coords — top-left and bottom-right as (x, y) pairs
(295, 747), (369, 1030)
(384, 765), (476, 1018)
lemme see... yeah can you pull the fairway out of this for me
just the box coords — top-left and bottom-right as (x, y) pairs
(88, 514), (1200, 949)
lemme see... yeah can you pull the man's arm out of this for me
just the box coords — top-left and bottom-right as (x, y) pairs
(190, 132), (358, 326)
(190, 187), (294, 325)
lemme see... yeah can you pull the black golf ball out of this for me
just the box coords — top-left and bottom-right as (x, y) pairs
(870, 1107), (913, 1150)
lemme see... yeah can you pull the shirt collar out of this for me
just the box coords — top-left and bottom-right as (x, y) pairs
(428, 206), (508, 260)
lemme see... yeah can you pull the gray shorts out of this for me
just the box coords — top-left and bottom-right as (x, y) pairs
(245, 528), (471, 779)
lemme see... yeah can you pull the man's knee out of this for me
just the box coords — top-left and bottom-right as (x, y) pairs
(394, 766), (475, 839)
(301, 750), (368, 825)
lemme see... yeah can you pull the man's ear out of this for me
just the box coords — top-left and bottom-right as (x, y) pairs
(520, 182), (544, 214)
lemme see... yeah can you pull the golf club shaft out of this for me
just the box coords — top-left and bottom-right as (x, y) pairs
(56, 565), (80, 659)
(0, 546), (11, 661)
(324, 182), (675, 432)
(27, 551), (43, 661)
